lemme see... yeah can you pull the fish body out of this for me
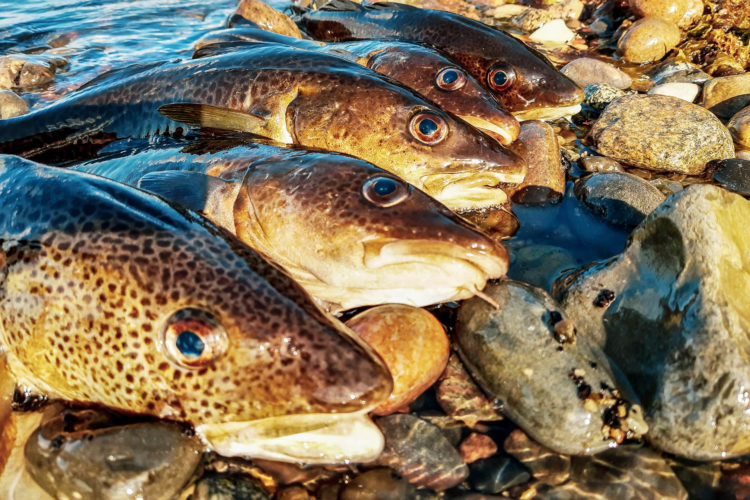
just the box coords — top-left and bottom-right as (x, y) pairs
(71, 142), (509, 310)
(0, 45), (525, 210)
(193, 28), (519, 144)
(294, 0), (584, 118)
(0, 155), (391, 464)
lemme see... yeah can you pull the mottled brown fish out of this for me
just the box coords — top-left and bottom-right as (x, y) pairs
(72, 142), (509, 310)
(0, 45), (525, 211)
(193, 28), (520, 144)
(294, 0), (584, 119)
(0, 154), (392, 464)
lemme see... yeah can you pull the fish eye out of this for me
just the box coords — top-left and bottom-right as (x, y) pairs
(409, 111), (448, 145)
(362, 175), (410, 207)
(487, 64), (516, 92)
(162, 308), (228, 369)
(436, 67), (466, 91)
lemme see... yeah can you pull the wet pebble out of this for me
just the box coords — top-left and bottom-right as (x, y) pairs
(647, 82), (700, 102)
(507, 244), (578, 291)
(647, 61), (710, 85)
(0, 91), (28, 119)
(375, 414), (468, 491)
(529, 20), (575, 44)
(25, 409), (202, 500)
(347, 305), (449, 415)
(709, 158), (750, 196)
(508, 120), (565, 205)
(555, 184), (750, 460)
(729, 105), (750, 148)
(546, 0), (584, 21)
(628, 0), (694, 25)
(187, 472), (271, 500)
(560, 58), (631, 90)
(590, 94), (735, 174)
(455, 280), (647, 456)
(0, 56), (56, 91)
(338, 468), (417, 500)
(573, 172), (666, 228)
(235, 0), (303, 37)
(503, 429), (570, 486)
(459, 433), (498, 464)
(701, 74), (750, 120)
(582, 83), (626, 111)
(512, 8), (554, 32)
(616, 17), (681, 64)
(468, 455), (531, 494)
(579, 155), (624, 173)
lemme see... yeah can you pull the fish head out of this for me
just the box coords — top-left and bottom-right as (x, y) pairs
(364, 44), (520, 145)
(233, 153), (509, 310)
(288, 79), (527, 211)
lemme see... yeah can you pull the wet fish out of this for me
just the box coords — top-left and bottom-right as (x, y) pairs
(71, 141), (509, 310)
(193, 28), (520, 144)
(0, 45), (526, 211)
(294, 0), (584, 119)
(0, 154), (392, 464)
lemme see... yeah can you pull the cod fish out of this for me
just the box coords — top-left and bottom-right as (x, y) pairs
(0, 45), (526, 211)
(193, 28), (520, 145)
(0, 155), (392, 464)
(71, 142), (509, 310)
(294, 0), (584, 119)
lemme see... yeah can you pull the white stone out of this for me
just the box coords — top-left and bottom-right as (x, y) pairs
(647, 82), (700, 102)
(530, 19), (576, 43)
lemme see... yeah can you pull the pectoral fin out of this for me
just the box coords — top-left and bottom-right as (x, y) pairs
(137, 170), (236, 213)
(158, 103), (272, 138)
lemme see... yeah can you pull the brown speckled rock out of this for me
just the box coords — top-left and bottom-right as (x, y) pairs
(436, 353), (504, 427)
(729, 105), (750, 149)
(590, 94), (735, 174)
(616, 17), (681, 64)
(0, 56), (55, 91)
(561, 58), (632, 89)
(347, 305), (449, 415)
(508, 120), (565, 205)
(628, 0), (692, 25)
(459, 433), (498, 464)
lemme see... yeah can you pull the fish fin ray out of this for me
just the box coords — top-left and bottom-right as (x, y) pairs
(158, 103), (272, 137)
(137, 171), (236, 212)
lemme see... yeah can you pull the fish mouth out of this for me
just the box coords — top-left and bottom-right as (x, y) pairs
(458, 114), (520, 145)
(421, 171), (523, 210)
(195, 408), (384, 465)
(513, 103), (582, 121)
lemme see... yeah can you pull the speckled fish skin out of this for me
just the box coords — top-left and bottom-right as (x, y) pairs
(0, 155), (391, 439)
(72, 143), (509, 310)
(193, 28), (520, 144)
(0, 45), (525, 210)
(294, 0), (584, 115)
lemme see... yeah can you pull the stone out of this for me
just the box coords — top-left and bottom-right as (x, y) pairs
(459, 433), (498, 464)
(338, 468), (417, 500)
(507, 244), (578, 292)
(455, 280), (647, 456)
(375, 414), (469, 491)
(560, 58), (631, 90)
(583, 83), (626, 111)
(628, 0), (693, 25)
(702, 74), (750, 120)
(546, 0), (584, 20)
(504, 429), (571, 486)
(435, 353), (505, 427)
(709, 158), (750, 196)
(468, 455), (531, 494)
(590, 94), (735, 175)
(529, 20), (576, 43)
(647, 82), (700, 102)
(616, 17), (681, 64)
(236, 0), (303, 37)
(346, 305), (449, 415)
(580, 155), (624, 173)
(713, 0), (750, 29)
(647, 61), (710, 85)
(573, 172), (666, 228)
(507, 120), (565, 205)
(677, 0), (703, 28)
(554, 184), (750, 460)
(0, 56), (55, 91)
(729, 105), (750, 149)
(188, 472), (271, 500)
(512, 8), (555, 32)
(24, 409), (202, 500)
(0, 91), (28, 119)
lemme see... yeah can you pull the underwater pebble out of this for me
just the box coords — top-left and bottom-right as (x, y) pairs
(25, 409), (202, 500)
(555, 184), (750, 460)
(729, 105), (750, 148)
(709, 158), (750, 196)
(187, 472), (271, 500)
(647, 61), (710, 85)
(628, 0), (693, 25)
(338, 468), (417, 500)
(507, 244), (578, 292)
(375, 414), (468, 491)
(529, 20), (575, 43)
(0, 56), (55, 91)
(347, 305), (449, 415)
(455, 280), (647, 456)
(616, 17), (681, 64)
(0, 91), (28, 119)
(504, 429), (571, 486)
(582, 83), (626, 111)
(508, 120), (565, 205)
(574, 172), (666, 228)
(702, 74), (750, 120)
(579, 155), (624, 173)
(560, 58), (631, 89)
(591, 94), (735, 174)
(468, 455), (531, 494)
(435, 353), (504, 427)
(459, 433), (498, 464)
(647, 82), (700, 102)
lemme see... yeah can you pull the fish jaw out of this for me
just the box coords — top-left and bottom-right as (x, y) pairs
(459, 114), (519, 145)
(196, 408), (383, 464)
(420, 168), (523, 211)
(513, 103), (582, 121)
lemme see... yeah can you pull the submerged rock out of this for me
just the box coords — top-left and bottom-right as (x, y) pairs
(435, 353), (505, 427)
(0, 91), (28, 119)
(616, 17), (681, 64)
(508, 120), (565, 205)
(187, 472), (271, 500)
(504, 429), (571, 486)
(508, 244), (578, 291)
(455, 280), (647, 456)
(590, 94), (735, 174)
(338, 468), (417, 500)
(555, 184), (750, 460)
(0, 56), (56, 91)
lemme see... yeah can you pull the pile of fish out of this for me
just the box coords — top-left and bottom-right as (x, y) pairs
(0, 0), (748, 497)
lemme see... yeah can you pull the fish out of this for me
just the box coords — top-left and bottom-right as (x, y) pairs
(0, 45), (526, 211)
(70, 141), (509, 311)
(0, 154), (392, 464)
(294, 0), (585, 119)
(193, 28), (520, 145)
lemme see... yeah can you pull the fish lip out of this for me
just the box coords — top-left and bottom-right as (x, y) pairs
(458, 114), (519, 145)
(420, 171), (524, 210)
(513, 103), (582, 121)
(194, 407), (384, 465)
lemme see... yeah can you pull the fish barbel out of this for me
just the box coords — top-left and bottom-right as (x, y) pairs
(0, 154), (392, 464)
